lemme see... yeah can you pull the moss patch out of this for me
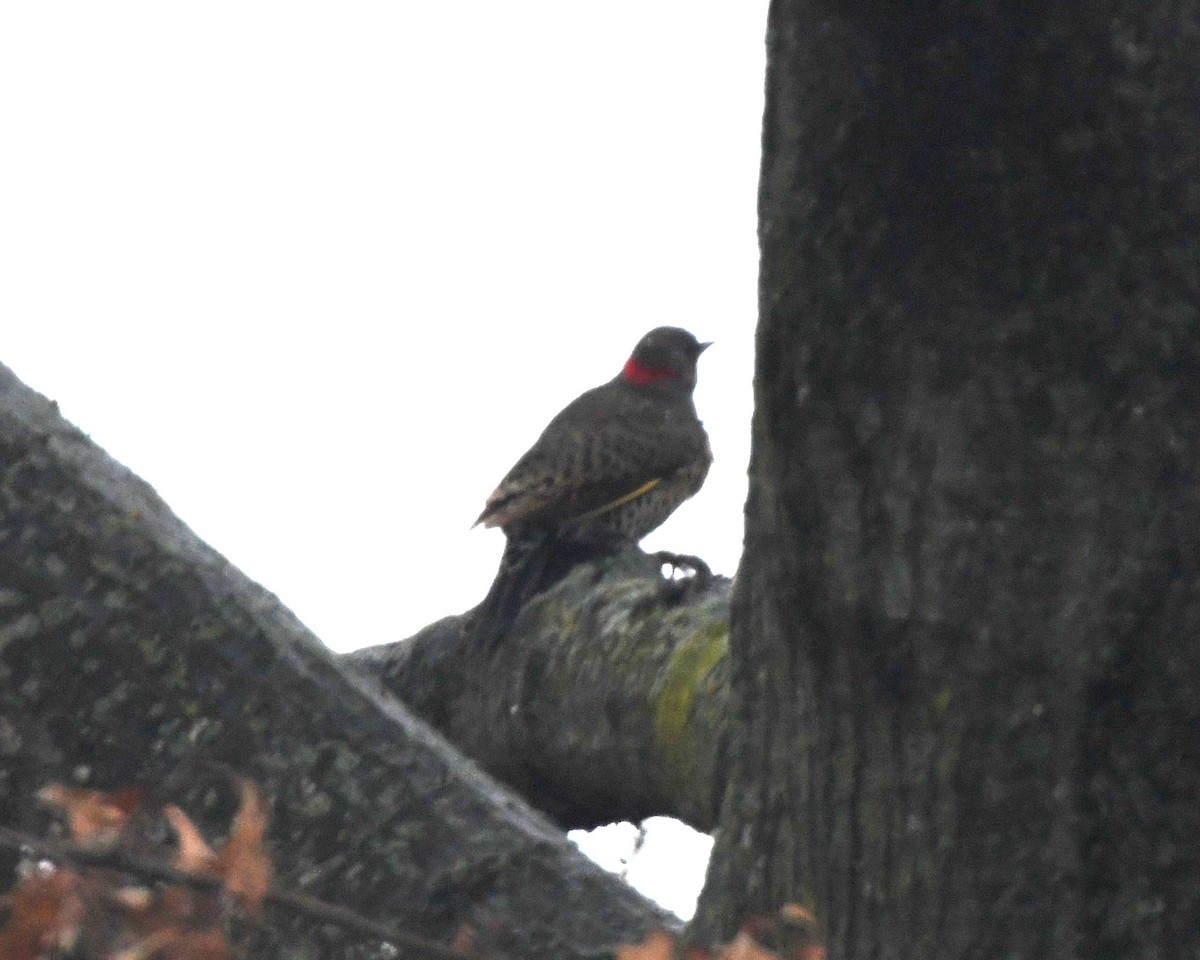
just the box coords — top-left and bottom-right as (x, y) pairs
(654, 621), (729, 783)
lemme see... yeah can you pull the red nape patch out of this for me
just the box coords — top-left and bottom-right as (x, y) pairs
(623, 358), (676, 385)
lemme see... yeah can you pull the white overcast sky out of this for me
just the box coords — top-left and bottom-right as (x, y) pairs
(1, 2), (768, 918)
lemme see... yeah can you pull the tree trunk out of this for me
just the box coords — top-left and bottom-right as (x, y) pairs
(696, 2), (1200, 958)
(0, 364), (673, 960)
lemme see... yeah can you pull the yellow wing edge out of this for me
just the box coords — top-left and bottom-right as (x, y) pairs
(572, 478), (662, 522)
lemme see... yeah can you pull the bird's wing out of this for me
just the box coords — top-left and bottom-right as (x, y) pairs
(570, 477), (662, 521)
(476, 410), (700, 530)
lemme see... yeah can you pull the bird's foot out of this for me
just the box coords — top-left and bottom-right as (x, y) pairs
(651, 551), (713, 601)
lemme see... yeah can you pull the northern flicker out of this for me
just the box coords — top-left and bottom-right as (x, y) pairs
(477, 325), (712, 544)
(473, 326), (712, 644)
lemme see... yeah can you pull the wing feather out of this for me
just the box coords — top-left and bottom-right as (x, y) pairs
(476, 389), (704, 530)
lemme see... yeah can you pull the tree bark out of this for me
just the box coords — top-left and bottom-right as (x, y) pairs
(697, 3), (1200, 959)
(347, 552), (731, 831)
(0, 363), (675, 960)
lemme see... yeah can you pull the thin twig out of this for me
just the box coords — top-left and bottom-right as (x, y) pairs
(0, 825), (474, 960)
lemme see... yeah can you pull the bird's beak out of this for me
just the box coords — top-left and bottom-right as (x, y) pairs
(698, 341), (713, 353)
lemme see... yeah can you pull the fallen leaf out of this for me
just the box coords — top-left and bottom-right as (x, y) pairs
(450, 923), (479, 956)
(617, 929), (680, 960)
(778, 905), (818, 926)
(106, 925), (234, 960)
(109, 887), (155, 912)
(116, 881), (222, 934)
(721, 932), (779, 960)
(165, 926), (236, 960)
(214, 778), (271, 912)
(106, 926), (176, 960)
(17, 777), (270, 959)
(737, 903), (825, 960)
(164, 805), (219, 875)
(38, 784), (144, 849)
(0, 868), (88, 960)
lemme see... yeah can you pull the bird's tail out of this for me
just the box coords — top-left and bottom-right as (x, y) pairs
(469, 533), (550, 651)
(469, 531), (616, 651)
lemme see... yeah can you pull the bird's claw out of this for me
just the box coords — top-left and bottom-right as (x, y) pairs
(651, 551), (713, 595)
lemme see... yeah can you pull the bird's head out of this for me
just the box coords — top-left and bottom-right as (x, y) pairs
(621, 326), (711, 393)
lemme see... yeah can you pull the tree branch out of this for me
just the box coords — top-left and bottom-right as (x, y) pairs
(346, 552), (732, 831)
(0, 362), (674, 960)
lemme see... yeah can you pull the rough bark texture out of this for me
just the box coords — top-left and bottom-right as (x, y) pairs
(696, 2), (1200, 958)
(0, 363), (675, 960)
(347, 553), (731, 831)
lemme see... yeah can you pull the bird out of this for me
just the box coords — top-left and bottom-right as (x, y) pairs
(477, 325), (712, 544)
(472, 326), (712, 645)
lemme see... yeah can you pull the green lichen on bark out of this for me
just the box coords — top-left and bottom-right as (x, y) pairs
(351, 551), (734, 831)
(654, 621), (729, 795)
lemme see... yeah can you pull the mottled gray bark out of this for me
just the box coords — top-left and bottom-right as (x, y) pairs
(696, 2), (1200, 959)
(347, 553), (731, 831)
(0, 363), (674, 960)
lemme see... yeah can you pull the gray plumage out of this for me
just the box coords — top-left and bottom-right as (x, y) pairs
(477, 326), (712, 546)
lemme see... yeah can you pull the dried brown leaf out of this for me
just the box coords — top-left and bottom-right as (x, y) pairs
(38, 784), (144, 849)
(163, 805), (218, 875)
(721, 933), (780, 960)
(16, 778), (268, 960)
(736, 904), (825, 960)
(617, 929), (678, 960)
(450, 923), (479, 956)
(106, 926), (234, 960)
(0, 868), (88, 960)
(214, 778), (271, 912)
